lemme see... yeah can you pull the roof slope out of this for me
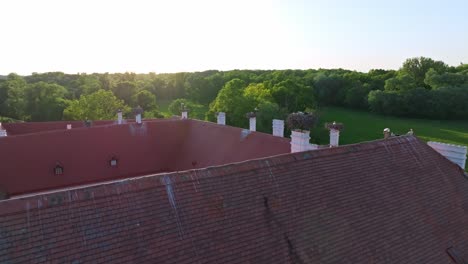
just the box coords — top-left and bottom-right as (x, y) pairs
(0, 136), (467, 263)
(0, 119), (289, 196)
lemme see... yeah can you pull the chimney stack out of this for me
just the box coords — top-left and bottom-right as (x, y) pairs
(383, 128), (391, 139)
(134, 106), (143, 125)
(0, 123), (7, 137)
(249, 117), (256, 131)
(66, 124), (72, 130)
(290, 130), (311, 153)
(181, 103), (188, 119)
(325, 121), (344, 147)
(428, 142), (467, 169)
(246, 111), (257, 132)
(272, 119), (284, 137)
(117, 109), (123, 124)
(217, 112), (226, 125)
(330, 129), (339, 147)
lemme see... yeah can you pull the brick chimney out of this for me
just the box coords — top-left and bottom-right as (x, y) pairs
(291, 130), (311, 153)
(272, 119), (284, 137)
(217, 112), (226, 125)
(0, 123), (7, 137)
(428, 142), (467, 169)
(117, 109), (123, 124)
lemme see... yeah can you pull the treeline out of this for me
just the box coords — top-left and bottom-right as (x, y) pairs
(0, 57), (466, 125)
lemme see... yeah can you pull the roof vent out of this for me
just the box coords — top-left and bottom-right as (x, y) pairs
(109, 156), (118, 167)
(54, 163), (64, 175)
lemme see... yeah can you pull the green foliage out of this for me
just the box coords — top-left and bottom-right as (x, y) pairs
(209, 79), (255, 126)
(168, 98), (206, 120)
(1, 73), (28, 120)
(401, 57), (448, 88)
(272, 78), (314, 112)
(255, 101), (287, 134)
(424, 68), (468, 89)
(315, 107), (468, 171)
(384, 74), (418, 91)
(63, 90), (129, 120)
(112, 81), (138, 104)
(23, 82), (68, 121)
(0, 56), (466, 123)
(132, 90), (157, 110)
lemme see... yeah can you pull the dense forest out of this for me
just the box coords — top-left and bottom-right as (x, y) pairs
(0, 57), (467, 132)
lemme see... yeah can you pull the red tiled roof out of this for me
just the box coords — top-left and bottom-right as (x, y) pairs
(0, 135), (467, 263)
(0, 119), (290, 196)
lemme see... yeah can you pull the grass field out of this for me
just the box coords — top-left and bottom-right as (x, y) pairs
(312, 107), (468, 146)
(159, 99), (467, 170)
(311, 107), (468, 170)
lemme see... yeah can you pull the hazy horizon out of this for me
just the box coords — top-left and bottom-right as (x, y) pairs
(1, 0), (467, 75)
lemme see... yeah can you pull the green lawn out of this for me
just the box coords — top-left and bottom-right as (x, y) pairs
(310, 107), (468, 170)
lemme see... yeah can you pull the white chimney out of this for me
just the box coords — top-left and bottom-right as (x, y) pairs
(330, 129), (340, 147)
(66, 124), (72, 130)
(217, 112), (226, 125)
(428, 142), (467, 169)
(0, 123), (7, 137)
(181, 111), (188, 119)
(249, 117), (256, 131)
(291, 130), (311, 153)
(272, 119), (284, 137)
(136, 113), (142, 124)
(117, 110), (123, 124)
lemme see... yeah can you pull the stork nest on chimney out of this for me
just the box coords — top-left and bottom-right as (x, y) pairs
(325, 122), (344, 131)
(287, 111), (319, 131)
(245, 112), (257, 118)
(133, 106), (144, 115)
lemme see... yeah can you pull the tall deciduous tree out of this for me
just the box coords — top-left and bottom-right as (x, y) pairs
(132, 90), (157, 110)
(24, 82), (67, 121)
(401, 57), (448, 88)
(63, 90), (129, 120)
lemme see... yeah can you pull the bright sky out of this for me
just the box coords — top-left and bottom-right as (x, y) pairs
(1, 0), (467, 74)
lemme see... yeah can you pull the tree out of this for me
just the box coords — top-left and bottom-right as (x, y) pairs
(23, 82), (67, 121)
(208, 79), (255, 126)
(384, 74), (418, 91)
(168, 98), (206, 120)
(63, 90), (129, 120)
(312, 73), (347, 106)
(401, 57), (448, 88)
(0, 73), (28, 119)
(272, 78), (314, 111)
(113, 81), (138, 104)
(132, 90), (157, 110)
(424, 69), (468, 89)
